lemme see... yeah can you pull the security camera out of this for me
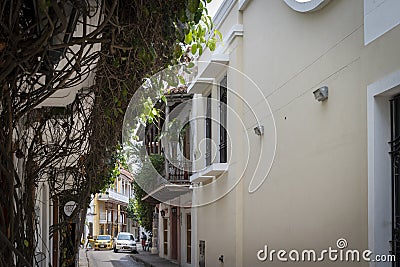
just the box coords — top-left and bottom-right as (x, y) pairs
(254, 125), (264, 136)
(313, 86), (328, 102)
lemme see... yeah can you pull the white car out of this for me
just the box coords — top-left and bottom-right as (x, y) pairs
(113, 232), (137, 253)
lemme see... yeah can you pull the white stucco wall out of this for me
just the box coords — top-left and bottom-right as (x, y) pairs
(364, 0), (400, 45)
(191, 0), (400, 266)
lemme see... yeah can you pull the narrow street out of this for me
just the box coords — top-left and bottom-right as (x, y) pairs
(87, 250), (144, 267)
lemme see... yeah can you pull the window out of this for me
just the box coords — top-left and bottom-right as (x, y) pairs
(219, 76), (227, 163)
(117, 233), (133, 240)
(97, 235), (111, 240)
(206, 93), (212, 166)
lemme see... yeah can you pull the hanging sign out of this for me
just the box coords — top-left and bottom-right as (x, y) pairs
(64, 201), (77, 217)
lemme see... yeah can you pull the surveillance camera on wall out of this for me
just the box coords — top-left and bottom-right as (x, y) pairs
(254, 125), (264, 136)
(313, 86), (328, 102)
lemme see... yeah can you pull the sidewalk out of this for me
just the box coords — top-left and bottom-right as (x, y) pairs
(131, 251), (180, 267)
(78, 248), (89, 267)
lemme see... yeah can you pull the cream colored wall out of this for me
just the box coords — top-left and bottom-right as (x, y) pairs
(241, 0), (399, 266)
(93, 196), (100, 236)
(193, 0), (400, 266)
(197, 186), (238, 267)
(193, 5), (245, 266)
(242, 0), (367, 266)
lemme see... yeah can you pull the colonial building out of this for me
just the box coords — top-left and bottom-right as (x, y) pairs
(140, 85), (194, 266)
(86, 169), (138, 238)
(33, 2), (102, 265)
(180, 0), (400, 266)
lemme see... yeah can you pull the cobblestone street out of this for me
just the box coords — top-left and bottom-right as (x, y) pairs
(86, 250), (144, 267)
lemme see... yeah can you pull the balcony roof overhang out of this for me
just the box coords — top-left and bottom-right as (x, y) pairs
(198, 54), (229, 78)
(141, 184), (191, 203)
(97, 192), (129, 206)
(187, 55), (229, 95)
(190, 163), (228, 183)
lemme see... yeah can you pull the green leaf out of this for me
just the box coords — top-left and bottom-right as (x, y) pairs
(152, 108), (159, 116)
(198, 45), (203, 55)
(208, 16), (214, 29)
(122, 88), (128, 98)
(185, 31), (193, 44)
(214, 29), (223, 41)
(194, 10), (202, 23)
(191, 43), (198, 54)
(203, 16), (210, 29)
(24, 240), (29, 247)
(178, 75), (186, 85)
(208, 38), (216, 51)
(188, 62), (195, 68)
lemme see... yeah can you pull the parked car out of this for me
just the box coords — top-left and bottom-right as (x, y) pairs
(113, 232), (137, 253)
(93, 235), (113, 250)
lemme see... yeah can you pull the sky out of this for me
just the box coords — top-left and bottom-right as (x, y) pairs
(207, 0), (225, 18)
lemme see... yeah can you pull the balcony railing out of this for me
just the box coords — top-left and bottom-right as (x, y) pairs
(98, 189), (129, 205)
(99, 211), (121, 223)
(167, 160), (191, 184)
(100, 212), (107, 221)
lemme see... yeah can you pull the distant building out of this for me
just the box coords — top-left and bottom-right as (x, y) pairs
(86, 169), (138, 239)
(170, 0), (400, 266)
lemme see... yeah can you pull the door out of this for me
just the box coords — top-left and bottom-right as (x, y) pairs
(163, 218), (168, 255)
(171, 207), (178, 260)
(391, 95), (400, 266)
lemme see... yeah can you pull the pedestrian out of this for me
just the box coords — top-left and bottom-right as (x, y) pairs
(85, 235), (91, 250)
(141, 232), (147, 251)
(147, 235), (152, 251)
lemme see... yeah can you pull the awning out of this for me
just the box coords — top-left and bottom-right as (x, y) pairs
(141, 184), (191, 203)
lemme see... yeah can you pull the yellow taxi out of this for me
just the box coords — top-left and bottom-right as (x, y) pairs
(93, 235), (113, 250)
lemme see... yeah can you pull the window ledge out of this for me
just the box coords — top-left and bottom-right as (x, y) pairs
(190, 163), (228, 183)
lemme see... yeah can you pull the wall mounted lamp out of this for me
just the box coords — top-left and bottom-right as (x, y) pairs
(313, 86), (328, 102)
(171, 207), (177, 214)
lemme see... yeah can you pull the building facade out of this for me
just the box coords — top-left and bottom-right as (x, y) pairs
(86, 169), (138, 239)
(140, 87), (194, 266)
(182, 0), (400, 266)
(33, 2), (102, 265)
